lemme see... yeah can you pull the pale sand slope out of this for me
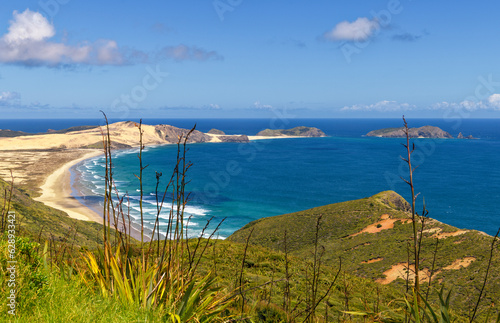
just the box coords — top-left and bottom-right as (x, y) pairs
(34, 150), (103, 222)
(0, 122), (165, 150)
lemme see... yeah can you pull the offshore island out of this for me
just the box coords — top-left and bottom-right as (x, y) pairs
(366, 125), (476, 139)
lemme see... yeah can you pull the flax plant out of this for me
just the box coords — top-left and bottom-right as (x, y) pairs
(79, 114), (234, 322)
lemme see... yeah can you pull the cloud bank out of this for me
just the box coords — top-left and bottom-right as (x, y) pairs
(341, 100), (415, 112)
(342, 94), (500, 112)
(0, 9), (124, 66)
(0, 9), (223, 67)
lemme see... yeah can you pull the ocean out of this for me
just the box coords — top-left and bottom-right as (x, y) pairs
(3, 118), (499, 237)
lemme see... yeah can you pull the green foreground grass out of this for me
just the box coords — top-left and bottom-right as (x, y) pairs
(0, 178), (498, 321)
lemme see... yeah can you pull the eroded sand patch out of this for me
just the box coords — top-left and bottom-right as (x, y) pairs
(376, 263), (433, 285)
(443, 257), (475, 270)
(377, 256), (476, 285)
(362, 257), (383, 264)
(350, 214), (402, 237)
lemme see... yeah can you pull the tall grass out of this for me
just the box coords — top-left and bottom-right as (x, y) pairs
(0, 170), (14, 232)
(79, 114), (234, 321)
(400, 116), (423, 300)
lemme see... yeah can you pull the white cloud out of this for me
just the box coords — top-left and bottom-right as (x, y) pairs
(0, 91), (20, 100)
(459, 100), (486, 111)
(432, 98), (499, 111)
(341, 100), (414, 112)
(253, 101), (273, 110)
(4, 9), (54, 44)
(488, 94), (500, 107)
(324, 18), (379, 41)
(0, 9), (126, 66)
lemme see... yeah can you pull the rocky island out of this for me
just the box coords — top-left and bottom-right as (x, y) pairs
(256, 126), (326, 137)
(457, 132), (477, 139)
(366, 126), (476, 139)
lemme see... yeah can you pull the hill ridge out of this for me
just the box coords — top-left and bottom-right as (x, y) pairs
(228, 190), (499, 310)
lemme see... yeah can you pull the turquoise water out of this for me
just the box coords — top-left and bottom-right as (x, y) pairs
(70, 118), (500, 238)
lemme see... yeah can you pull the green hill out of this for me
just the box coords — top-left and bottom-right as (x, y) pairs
(228, 191), (500, 317)
(0, 177), (105, 248)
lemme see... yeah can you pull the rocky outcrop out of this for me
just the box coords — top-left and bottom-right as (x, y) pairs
(457, 132), (476, 139)
(256, 126), (326, 137)
(154, 124), (212, 144)
(367, 126), (453, 138)
(208, 128), (225, 135)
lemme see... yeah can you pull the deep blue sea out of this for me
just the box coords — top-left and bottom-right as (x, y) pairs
(2, 118), (499, 237)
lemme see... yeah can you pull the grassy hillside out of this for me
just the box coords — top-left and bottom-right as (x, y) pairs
(1, 172), (498, 321)
(0, 177), (105, 248)
(228, 191), (500, 318)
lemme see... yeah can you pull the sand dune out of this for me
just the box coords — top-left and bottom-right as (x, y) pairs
(0, 122), (165, 150)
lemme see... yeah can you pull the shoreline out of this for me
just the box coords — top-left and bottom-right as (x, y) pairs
(33, 149), (147, 241)
(25, 135), (313, 239)
(35, 150), (103, 222)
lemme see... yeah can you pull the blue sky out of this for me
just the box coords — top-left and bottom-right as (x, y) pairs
(1, 0), (500, 119)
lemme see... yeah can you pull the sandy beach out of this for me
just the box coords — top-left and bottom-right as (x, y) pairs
(35, 150), (103, 222)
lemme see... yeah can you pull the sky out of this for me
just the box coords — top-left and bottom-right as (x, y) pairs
(1, 0), (500, 119)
